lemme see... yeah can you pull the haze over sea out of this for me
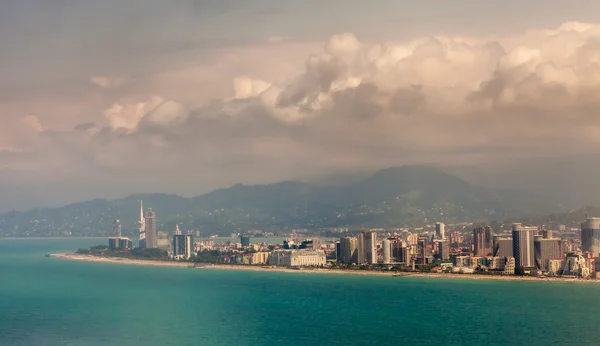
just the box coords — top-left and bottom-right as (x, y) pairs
(1, 239), (599, 345)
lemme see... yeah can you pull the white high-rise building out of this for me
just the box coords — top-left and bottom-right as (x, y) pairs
(436, 222), (445, 239)
(138, 200), (146, 248)
(357, 231), (377, 264)
(382, 238), (392, 264)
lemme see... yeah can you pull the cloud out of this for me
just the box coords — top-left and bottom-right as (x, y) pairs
(6, 21), (600, 210)
(90, 76), (124, 89)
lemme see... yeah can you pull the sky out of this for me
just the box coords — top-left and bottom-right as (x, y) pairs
(3, 0), (600, 211)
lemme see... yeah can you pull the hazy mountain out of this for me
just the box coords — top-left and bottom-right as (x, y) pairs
(0, 166), (560, 237)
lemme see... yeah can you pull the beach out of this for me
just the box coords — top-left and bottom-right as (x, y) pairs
(49, 253), (600, 283)
(49, 253), (192, 268)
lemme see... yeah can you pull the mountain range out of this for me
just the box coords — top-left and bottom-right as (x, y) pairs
(0, 165), (573, 237)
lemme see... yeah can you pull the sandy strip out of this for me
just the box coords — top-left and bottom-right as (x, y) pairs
(49, 253), (191, 268)
(198, 265), (600, 283)
(50, 254), (600, 283)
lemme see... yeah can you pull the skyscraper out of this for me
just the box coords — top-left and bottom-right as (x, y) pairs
(438, 239), (450, 261)
(365, 231), (377, 264)
(339, 236), (358, 265)
(145, 208), (157, 249)
(512, 223), (535, 270)
(534, 235), (562, 271)
(581, 217), (600, 256)
(173, 233), (193, 260)
(113, 219), (122, 238)
(493, 236), (513, 257)
(473, 226), (493, 256)
(435, 222), (445, 239)
(382, 238), (392, 264)
(358, 231), (377, 264)
(357, 232), (366, 264)
(240, 234), (251, 247)
(138, 200), (146, 248)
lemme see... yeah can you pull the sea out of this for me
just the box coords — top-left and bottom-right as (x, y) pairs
(1, 238), (599, 345)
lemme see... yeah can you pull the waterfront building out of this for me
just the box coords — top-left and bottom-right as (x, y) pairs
(240, 235), (251, 247)
(251, 252), (270, 265)
(473, 226), (493, 256)
(109, 237), (132, 250)
(435, 222), (445, 239)
(493, 236), (513, 257)
(358, 231), (377, 264)
(365, 231), (377, 264)
(339, 236), (358, 265)
(108, 237), (119, 250)
(438, 240), (450, 261)
(581, 217), (600, 256)
(157, 231), (170, 250)
(453, 256), (470, 267)
(382, 239), (392, 264)
(563, 253), (590, 278)
(173, 234), (193, 260)
(268, 250), (326, 267)
(113, 220), (122, 238)
(398, 243), (410, 263)
(145, 208), (157, 249)
(512, 223), (535, 270)
(534, 236), (562, 271)
(503, 257), (515, 275)
(138, 201), (146, 248)
(490, 257), (506, 270)
(546, 258), (565, 276)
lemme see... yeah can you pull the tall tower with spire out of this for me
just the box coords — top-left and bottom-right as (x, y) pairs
(138, 200), (146, 248)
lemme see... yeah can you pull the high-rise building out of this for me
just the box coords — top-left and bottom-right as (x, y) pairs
(173, 234), (193, 260)
(138, 201), (146, 248)
(436, 222), (445, 239)
(339, 236), (358, 265)
(145, 208), (157, 248)
(398, 242), (410, 263)
(240, 234), (251, 247)
(113, 220), (122, 238)
(157, 231), (170, 250)
(473, 226), (493, 256)
(357, 232), (366, 264)
(534, 235), (562, 271)
(542, 229), (553, 239)
(438, 239), (450, 261)
(382, 239), (392, 264)
(365, 231), (377, 264)
(493, 236), (513, 257)
(512, 223), (535, 270)
(581, 217), (600, 256)
(357, 231), (377, 264)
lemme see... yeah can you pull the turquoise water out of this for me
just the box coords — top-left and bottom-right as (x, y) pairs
(1, 239), (599, 345)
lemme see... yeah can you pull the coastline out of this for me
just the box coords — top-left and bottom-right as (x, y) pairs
(49, 253), (191, 268)
(49, 253), (600, 283)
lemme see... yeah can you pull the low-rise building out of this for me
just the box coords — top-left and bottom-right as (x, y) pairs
(503, 257), (515, 275)
(547, 258), (565, 276)
(453, 256), (470, 267)
(251, 252), (270, 265)
(269, 249), (326, 267)
(108, 237), (132, 250)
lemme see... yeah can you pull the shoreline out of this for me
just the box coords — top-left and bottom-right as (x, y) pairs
(49, 253), (192, 268)
(49, 253), (600, 283)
